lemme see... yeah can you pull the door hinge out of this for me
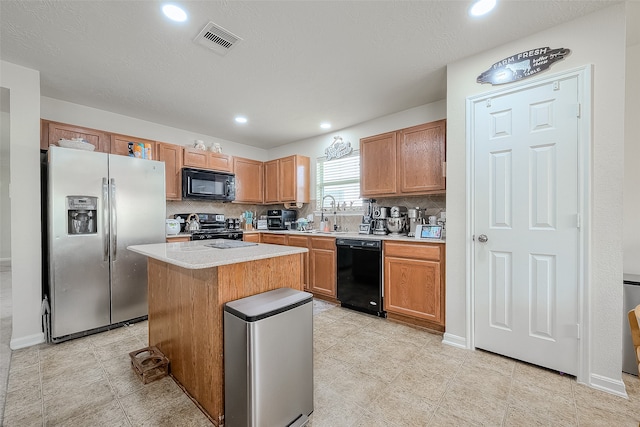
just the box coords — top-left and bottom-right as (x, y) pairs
(576, 213), (581, 229)
(553, 81), (560, 91)
(442, 162), (447, 177)
(486, 99), (492, 108)
(572, 103), (581, 118)
(577, 324), (581, 340)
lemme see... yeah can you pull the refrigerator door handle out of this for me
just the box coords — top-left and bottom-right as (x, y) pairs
(102, 177), (109, 261)
(110, 178), (117, 261)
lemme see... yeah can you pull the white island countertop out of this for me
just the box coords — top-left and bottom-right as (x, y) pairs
(128, 240), (308, 270)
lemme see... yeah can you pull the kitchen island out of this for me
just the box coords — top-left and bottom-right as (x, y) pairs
(128, 240), (307, 426)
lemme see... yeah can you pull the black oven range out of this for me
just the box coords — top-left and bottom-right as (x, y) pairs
(175, 213), (243, 241)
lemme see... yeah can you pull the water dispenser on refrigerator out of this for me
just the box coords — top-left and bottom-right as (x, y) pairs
(67, 196), (97, 235)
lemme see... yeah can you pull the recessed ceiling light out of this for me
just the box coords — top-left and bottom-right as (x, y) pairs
(320, 122), (331, 129)
(469, 0), (496, 17)
(162, 4), (187, 22)
(235, 116), (248, 124)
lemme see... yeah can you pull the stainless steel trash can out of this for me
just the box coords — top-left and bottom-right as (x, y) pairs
(224, 288), (314, 427)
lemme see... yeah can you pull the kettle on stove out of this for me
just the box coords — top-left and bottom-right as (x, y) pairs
(185, 214), (200, 232)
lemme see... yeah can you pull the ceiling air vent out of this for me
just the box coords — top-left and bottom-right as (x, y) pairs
(194, 22), (242, 56)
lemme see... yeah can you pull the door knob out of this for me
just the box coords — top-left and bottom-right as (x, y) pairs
(477, 234), (488, 243)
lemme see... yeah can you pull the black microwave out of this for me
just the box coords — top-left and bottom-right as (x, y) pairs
(182, 168), (235, 201)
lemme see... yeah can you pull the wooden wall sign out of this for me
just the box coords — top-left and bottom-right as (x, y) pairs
(477, 47), (570, 85)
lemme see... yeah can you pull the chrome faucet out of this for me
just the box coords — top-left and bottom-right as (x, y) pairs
(321, 195), (338, 231)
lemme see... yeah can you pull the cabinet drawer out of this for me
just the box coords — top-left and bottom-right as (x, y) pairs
(310, 236), (335, 250)
(287, 236), (309, 248)
(262, 234), (287, 245)
(384, 241), (441, 261)
(243, 233), (261, 243)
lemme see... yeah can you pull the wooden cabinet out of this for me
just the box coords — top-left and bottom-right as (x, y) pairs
(360, 119), (446, 197)
(183, 148), (233, 172)
(309, 236), (337, 298)
(263, 155), (310, 204)
(286, 235), (310, 290)
(360, 132), (397, 196)
(398, 120), (446, 194)
(41, 120), (111, 153)
(263, 160), (280, 204)
(233, 157), (263, 203)
(156, 141), (183, 200)
(261, 233), (287, 245)
(110, 134), (156, 159)
(166, 235), (190, 243)
(243, 233), (261, 243)
(383, 241), (445, 330)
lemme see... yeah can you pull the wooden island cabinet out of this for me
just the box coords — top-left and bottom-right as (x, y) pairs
(383, 241), (445, 331)
(129, 241), (306, 426)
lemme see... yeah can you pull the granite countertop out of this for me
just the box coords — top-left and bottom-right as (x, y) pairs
(251, 229), (446, 244)
(128, 240), (308, 270)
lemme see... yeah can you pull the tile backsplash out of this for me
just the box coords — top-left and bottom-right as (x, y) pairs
(167, 194), (445, 232)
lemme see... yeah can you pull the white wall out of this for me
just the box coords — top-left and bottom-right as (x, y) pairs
(40, 97), (268, 161)
(0, 60), (44, 349)
(268, 100), (446, 190)
(446, 4), (626, 391)
(623, 42), (640, 275)
(0, 93), (11, 262)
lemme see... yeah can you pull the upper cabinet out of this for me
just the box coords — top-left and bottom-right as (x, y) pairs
(183, 148), (233, 173)
(156, 142), (183, 200)
(111, 134), (156, 159)
(264, 155), (310, 205)
(360, 132), (397, 196)
(233, 157), (264, 204)
(360, 119), (446, 197)
(41, 120), (111, 153)
(398, 120), (446, 194)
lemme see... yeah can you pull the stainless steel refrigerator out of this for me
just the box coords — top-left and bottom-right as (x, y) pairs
(47, 146), (165, 342)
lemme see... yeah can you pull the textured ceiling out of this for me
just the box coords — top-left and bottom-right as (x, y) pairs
(0, 1), (622, 149)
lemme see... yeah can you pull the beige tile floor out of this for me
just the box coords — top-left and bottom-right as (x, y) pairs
(1, 290), (639, 426)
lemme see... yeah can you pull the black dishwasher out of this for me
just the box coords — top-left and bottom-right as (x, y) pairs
(336, 238), (385, 317)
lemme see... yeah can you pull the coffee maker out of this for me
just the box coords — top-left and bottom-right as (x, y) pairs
(372, 206), (389, 235)
(358, 199), (376, 234)
(407, 207), (424, 237)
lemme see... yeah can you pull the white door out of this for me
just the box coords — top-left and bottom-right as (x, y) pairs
(473, 76), (580, 375)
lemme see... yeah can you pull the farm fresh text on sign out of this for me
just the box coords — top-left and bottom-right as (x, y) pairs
(477, 47), (570, 85)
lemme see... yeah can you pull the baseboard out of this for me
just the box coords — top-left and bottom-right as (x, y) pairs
(10, 332), (45, 350)
(588, 373), (628, 398)
(442, 332), (468, 349)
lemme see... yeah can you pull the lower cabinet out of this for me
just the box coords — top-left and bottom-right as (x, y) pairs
(308, 237), (337, 298)
(242, 233), (261, 243)
(286, 235), (309, 290)
(166, 235), (190, 243)
(383, 241), (445, 330)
